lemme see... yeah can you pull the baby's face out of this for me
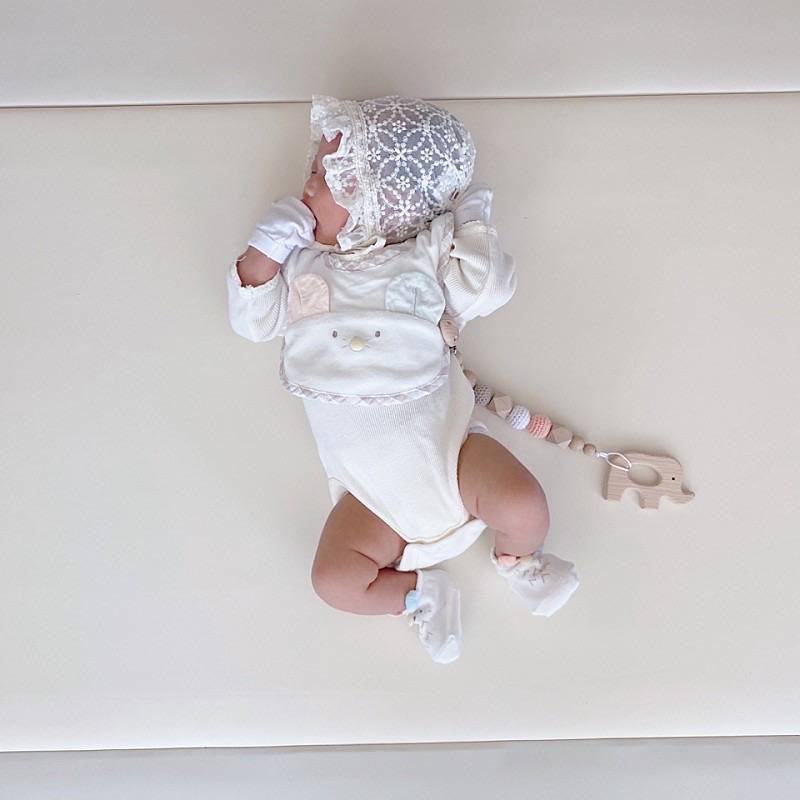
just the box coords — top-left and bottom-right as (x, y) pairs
(302, 133), (350, 246)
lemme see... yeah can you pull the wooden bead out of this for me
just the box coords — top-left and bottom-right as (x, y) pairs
(439, 314), (459, 347)
(487, 394), (513, 418)
(547, 425), (572, 447)
(463, 369), (478, 387)
(583, 443), (597, 456)
(568, 435), (585, 451)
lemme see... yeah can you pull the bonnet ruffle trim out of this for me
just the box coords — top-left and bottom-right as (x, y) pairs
(307, 94), (386, 255)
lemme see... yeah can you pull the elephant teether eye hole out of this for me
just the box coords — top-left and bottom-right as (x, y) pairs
(332, 330), (338, 338)
(374, 330), (381, 337)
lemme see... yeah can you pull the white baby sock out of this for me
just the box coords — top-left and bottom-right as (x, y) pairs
(491, 548), (579, 617)
(400, 568), (462, 664)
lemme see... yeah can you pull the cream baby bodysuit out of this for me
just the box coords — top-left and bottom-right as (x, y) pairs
(227, 208), (517, 571)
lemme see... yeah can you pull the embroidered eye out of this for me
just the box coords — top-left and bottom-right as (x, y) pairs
(374, 330), (381, 337)
(332, 330), (338, 338)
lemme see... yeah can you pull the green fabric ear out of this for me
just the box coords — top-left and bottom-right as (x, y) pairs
(385, 271), (445, 324)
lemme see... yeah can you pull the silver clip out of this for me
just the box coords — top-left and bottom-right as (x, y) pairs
(596, 451), (632, 472)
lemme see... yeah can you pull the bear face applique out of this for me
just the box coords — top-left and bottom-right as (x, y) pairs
(280, 271), (451, 404)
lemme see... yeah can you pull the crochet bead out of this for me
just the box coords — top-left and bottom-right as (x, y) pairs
(583, 443), (597, 456)
(526, 414), (552, 439)
(487, 394), (513, 418)
(568, 435), (585, 451)
(474, 383), (493, 406)
(506, 405), (531, 430)
(463, 369), (478, 387)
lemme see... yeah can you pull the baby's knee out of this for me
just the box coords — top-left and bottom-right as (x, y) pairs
(311, 547), (377, 610)
(505, 474), (550, 537)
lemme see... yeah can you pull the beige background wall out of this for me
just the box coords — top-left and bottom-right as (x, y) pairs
(2, 738), (800, 799)
(2, 0), (800, 106)
(3, 93), (799, 751)
(1, 0), (799, 766)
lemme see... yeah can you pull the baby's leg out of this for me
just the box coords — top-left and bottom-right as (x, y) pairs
(311, 492), (417, 615)
(457, 432), (550, 558)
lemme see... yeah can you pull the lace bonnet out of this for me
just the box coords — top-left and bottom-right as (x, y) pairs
(305, 94), (477, 254)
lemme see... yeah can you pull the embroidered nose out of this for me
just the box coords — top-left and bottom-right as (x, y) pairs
(349, 336), (366, 351)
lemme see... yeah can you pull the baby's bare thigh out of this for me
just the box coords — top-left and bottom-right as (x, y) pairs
(457, 432), (547, 520)
(315, 492), (407, 569)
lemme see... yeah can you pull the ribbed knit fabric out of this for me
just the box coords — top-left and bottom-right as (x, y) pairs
(227, 261), (289, 343)
(302, 355), (476, 545)
(443, 220), (518, 331)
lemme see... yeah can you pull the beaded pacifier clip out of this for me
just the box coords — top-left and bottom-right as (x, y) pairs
(439, 315), (695, 510)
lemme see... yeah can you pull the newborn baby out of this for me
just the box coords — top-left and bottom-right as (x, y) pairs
(227, 94), (578, 663)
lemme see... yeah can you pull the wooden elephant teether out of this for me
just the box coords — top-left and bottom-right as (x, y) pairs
(602, 452), (695, 509)
(446, 329), (696, 510)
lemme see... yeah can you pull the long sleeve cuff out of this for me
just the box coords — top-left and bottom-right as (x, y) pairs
(228, 259), (283, 296)
(441, 222), (518, 330)
(227, 259), (289, 342)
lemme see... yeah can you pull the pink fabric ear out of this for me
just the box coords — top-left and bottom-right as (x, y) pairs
(288, 274), (330, 322)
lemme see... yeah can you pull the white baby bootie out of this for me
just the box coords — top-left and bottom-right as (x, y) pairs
(491, 548), (579, 617)
(402, 568), (462, 664)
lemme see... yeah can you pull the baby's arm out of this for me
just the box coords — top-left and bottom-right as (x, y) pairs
(236, 246), (281, 287)
(226, 197), (316, 342)
(437, 184), (518, 331)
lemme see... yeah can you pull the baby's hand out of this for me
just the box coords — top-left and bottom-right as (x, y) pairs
(247, 196), (317, 264)
(451, 182), (493, 230)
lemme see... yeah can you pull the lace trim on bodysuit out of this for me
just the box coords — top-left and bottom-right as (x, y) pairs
(278, 354), (450, 405)
(323, 246), (405, 272)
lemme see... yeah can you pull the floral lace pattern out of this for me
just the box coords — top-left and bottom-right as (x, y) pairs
(306, 94), (476, 254)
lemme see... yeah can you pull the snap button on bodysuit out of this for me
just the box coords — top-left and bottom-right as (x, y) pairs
(349, 336), (366, 351)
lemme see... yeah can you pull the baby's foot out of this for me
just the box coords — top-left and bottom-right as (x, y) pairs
(491, 548), (579, 617)
(403, 568), (462, 664)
